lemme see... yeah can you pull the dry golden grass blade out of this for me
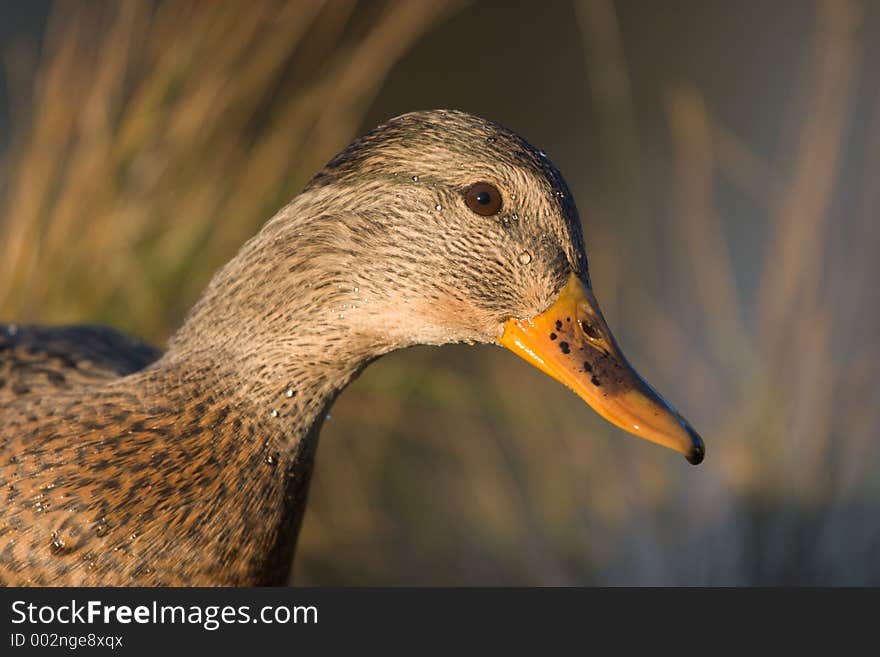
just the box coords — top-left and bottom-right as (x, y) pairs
(665, 83), (750, 370)
(573, 0), (645, 229)
(848, 81), (880, 334)
(309, 0), (466, 159)
(756, 0), (860, 349)
(0, 11), (88, 313)
(711, 118), (774, 201)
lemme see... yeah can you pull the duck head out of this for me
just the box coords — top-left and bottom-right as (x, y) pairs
(299, 110), (703, 464)
(182, 109), (703, 464)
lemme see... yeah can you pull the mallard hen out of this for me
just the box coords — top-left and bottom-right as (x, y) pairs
(0, 110), (703, 585)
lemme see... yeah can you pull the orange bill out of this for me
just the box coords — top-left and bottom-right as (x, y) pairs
(499, 273), (704, 464)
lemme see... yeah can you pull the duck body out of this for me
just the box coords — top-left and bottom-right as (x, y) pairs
(0, 324), (333, 585)
(1, 110), (703, 586)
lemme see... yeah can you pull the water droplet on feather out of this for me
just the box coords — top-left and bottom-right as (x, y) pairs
(50, 532), (65, 552)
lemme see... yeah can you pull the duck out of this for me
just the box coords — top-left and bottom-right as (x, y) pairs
(0, 110), (703, 586)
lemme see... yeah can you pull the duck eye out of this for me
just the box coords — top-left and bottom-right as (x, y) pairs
(464, 182), (502, 216)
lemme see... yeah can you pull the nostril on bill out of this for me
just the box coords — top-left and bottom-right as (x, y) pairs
(579, 320), (601, 340)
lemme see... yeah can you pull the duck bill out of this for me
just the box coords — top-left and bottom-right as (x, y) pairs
(499, 274), (704, 465)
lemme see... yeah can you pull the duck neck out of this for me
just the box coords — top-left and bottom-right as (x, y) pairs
(156, 337), (369, 455)
(140, 202), (393, 582)
(162, 300), (379, 466)
(129, 342), (354, 584)
(162, 195), (394, 457)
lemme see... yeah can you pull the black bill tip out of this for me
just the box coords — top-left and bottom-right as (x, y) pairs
(685, 427), (705, 465)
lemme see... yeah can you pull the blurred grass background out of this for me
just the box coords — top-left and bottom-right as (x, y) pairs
(1, 0), (878, 584)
